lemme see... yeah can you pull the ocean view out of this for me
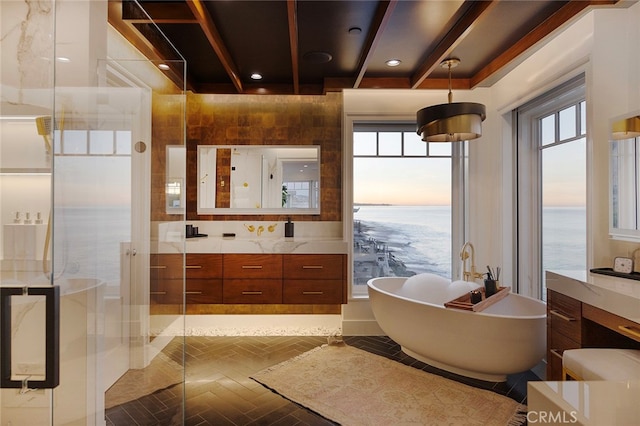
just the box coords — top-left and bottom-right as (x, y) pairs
(353, 205), (587, 286)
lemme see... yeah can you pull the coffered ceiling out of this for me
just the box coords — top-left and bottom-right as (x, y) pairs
(108, 0), (629, 95)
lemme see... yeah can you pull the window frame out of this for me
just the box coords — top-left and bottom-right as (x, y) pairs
(515, 74), (586, 300)
(345, 117), (465, 299)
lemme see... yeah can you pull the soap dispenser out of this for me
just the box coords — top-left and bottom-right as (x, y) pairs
(285, 217), (294, 237)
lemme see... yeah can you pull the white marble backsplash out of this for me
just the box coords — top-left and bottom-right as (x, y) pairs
(153, 220), (347, 254)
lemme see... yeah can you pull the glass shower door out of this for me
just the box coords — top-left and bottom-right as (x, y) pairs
(1, 1), (187, 424)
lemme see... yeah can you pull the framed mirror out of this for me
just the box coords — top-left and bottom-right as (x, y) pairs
(166, 145), (185, 214)
(197, 145), (320, 214)
(609, 113), (640, 240)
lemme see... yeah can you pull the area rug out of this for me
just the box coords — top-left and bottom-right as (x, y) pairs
(251, 343), (526, 426)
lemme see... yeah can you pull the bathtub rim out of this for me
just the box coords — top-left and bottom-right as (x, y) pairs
(367, 276), (546, 320)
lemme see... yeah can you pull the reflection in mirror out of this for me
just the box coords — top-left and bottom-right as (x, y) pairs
(609, 114), (640, 239)
(166, 146), (185, 214)
(197, 145), (320, 214)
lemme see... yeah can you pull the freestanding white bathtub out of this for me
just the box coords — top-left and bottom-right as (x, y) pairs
(368, 274), (546, 382)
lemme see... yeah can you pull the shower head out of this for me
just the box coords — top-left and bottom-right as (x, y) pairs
(35, 116), (52, 153)
(35, 116), (52, 136)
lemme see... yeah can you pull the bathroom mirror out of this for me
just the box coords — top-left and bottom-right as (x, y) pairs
(609, 113), (640, 240)
(197, 145), (320, 215)
(166, 145), (186, 214)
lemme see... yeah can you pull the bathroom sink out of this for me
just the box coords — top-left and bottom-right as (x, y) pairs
(589, 267), (640, 281)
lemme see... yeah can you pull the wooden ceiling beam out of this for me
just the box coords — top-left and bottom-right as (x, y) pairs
(108, 1), (192, 92)
(186, 0), (244, 93)
(122, 1), (196, 23)
(410, 1), (496, 89)
(287, 0), (300, 95)
(353, 0), (398, 89)
(470, 0), (617, 87)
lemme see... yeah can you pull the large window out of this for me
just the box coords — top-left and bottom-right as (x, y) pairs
(517, 75), (587, 300)
(351, 123), (454, 296)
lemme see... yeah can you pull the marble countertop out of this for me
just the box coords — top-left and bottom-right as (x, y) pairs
(546, 270), (640, 323)
(528, 380), (640, 425)
(154, 237), (348, 254)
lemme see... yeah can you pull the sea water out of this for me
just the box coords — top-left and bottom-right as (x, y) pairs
(354, 205), (452, 278)
(354, 205), (586, 282)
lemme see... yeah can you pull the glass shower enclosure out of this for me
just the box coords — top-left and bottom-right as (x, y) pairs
(0, 1), (186, 424)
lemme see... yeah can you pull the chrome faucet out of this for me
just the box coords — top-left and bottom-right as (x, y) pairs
(460, 241), (483, 281)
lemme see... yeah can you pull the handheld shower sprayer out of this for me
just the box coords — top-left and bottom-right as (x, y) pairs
(35, 116), (53, 154)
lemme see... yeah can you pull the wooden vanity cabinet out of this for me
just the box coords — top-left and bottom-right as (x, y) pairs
(150, 254), (183, 305)
(152, 252), (347, 310)
(283, 254), (346, 304)
(185, 253), (223, 304)
(546, 289), (582, 380)
(223, 254), (283, 304)
(150, 254), (223, 306)
(546, 287), (640, 380)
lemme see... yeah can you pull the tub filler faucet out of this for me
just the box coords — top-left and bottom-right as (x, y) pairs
(460, 241), (483, 281)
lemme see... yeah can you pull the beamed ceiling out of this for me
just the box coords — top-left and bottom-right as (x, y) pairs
(108, 0), (630, 95)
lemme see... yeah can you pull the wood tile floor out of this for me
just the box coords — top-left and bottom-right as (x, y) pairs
(106, 335), (539, 425)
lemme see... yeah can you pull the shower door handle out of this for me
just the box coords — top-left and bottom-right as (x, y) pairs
(0, 286), (60, 389)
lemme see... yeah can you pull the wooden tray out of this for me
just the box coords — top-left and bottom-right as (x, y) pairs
(444, 286), (510, 312)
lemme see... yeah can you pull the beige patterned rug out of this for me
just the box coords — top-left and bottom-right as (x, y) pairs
(252, 343), (526, 426)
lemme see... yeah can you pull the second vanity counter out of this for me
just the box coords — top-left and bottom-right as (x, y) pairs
(546, 269), (640, 323)
(545, 270), (640, 380)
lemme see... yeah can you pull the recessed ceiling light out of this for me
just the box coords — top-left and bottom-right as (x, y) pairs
(303, 51), (332, 64)
(348, 27), (362, 35)
(251, 73), (263, 80)
(56, 57), (71, 63)
(386, 59), (401, 67)
(158, 63), (170, 70)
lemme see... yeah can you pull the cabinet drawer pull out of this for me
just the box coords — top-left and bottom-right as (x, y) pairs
(618, 325), (640, 339)
(549, 349), (563, 359)
(150, 291), (167, 295)
(242, 291), (263, 295)
(150, 265), (167, 269)
(549, 309), (576, 322)
(302, 291), (324, 295)
(185, 291), (202, 295)
(186, 265), (202, 269)
(242, 265), (263, 269)
(302, 265), (324, 269)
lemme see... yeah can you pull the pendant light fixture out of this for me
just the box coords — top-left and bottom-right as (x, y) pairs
(416, 58), (486, 142)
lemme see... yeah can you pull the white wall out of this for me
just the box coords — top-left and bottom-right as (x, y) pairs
(342, 3), (640, 334)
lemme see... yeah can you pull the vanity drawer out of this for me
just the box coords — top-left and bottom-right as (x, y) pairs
(549, 330), (581, 354)
(223, 279), (282, 304)
(583, 304), (640, 344)
(150, 254), (183, 279)
(548, 290), (582, 341)
(150, 278), (183, 305)
(283, 279), (344, 304)
(223, 254), (283, 279)
(283, 254), (344, 280)
(186, 278), (223, 304)
(186, 254), (223, 278)
(547, 330), (581, 380)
